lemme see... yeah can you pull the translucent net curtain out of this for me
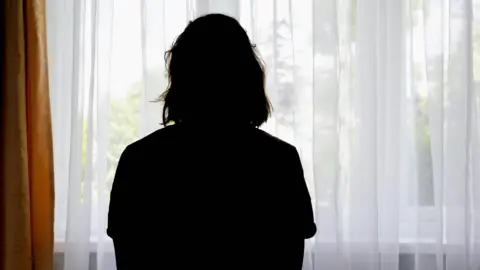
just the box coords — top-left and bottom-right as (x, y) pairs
(46, 0), (480, 269)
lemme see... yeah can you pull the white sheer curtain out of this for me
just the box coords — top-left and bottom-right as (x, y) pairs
(46, 0), (480, 269)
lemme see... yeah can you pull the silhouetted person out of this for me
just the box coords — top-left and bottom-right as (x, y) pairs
(107, 14), (316, 270)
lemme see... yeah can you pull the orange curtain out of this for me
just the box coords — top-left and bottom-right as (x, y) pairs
(1, 0), (54, 269)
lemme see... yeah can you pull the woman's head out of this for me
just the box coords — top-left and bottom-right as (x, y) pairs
(160, 14), (271, 127)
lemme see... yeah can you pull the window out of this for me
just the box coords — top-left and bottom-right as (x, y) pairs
(48, 0), (480, 269)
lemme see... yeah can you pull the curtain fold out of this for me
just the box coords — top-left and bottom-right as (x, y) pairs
(1, 0), (54, 270)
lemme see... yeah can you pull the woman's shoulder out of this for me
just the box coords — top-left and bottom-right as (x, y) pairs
(250, 128), (297, 152)
(122, 124), (298, 158)
(120, 125), (180, 156)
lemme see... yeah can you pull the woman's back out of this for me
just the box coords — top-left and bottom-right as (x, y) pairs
(108, 13), (315, 269)
(107, 123), (316, 269)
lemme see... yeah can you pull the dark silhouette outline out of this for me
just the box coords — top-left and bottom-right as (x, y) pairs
(158, 13), (271, 127)
(107, 14), (316, 270)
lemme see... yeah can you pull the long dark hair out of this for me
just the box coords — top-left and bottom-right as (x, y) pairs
(159, 14), (272, 127)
